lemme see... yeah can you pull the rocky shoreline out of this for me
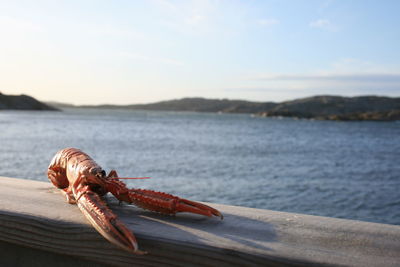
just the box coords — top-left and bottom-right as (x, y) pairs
(256, 95), (400, 121)
(59, 95), (399, 121)
(259, 109), (400, 121)
(2, 92), (399, 121)
(0, 92), (58, 111)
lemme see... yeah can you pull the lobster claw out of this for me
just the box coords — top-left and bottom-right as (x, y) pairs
(105, 171), (223, 219)
(173, 198), (223, 219)
(124, 189), (223, 219)
(75, 190), (146, 254)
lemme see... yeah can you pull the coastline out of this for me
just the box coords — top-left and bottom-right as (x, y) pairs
(2, 91), (400, 121)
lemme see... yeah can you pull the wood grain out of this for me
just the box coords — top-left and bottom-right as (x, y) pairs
(0, 176), (399, 266)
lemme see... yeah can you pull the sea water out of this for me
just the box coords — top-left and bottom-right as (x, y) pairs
(1, 108), (399, 225)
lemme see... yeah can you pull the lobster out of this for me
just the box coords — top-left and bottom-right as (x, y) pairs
(47, 148), (222, 254)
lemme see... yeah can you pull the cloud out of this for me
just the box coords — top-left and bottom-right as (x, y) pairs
(318, 0), (335, 12)
(120, 52), (184, 66)
(149, 0), (225, 36)
(255, 73), (400, 83)
(239, 58), (400, 98)
(0, 16), (44, 34)
(186, 15), (207, 25)
(150, 0), (177, 11)
(258, 18), (279, 27)
(91, 25), (146, 40)
(250, 57), (400, 85)
(309, 19), (337, 31)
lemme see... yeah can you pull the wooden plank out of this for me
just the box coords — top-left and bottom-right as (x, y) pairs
(0, 176), (399, 266)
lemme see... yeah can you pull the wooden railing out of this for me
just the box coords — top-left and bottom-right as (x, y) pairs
(0, 176), (399, 266)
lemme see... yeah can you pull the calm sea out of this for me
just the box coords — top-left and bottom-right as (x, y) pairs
(1, 108), (399, 225)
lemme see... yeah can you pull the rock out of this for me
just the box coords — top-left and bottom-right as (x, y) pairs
(0, 92), (58, 111)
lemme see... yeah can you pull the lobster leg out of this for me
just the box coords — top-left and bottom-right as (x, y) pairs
(73, 186), (146, 254)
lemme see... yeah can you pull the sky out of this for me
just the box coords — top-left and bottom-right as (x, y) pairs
(0, 0), (400, 105)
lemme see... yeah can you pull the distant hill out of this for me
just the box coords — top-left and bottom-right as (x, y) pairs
(0, 92), (58, 111)
(123, 98), (277, 113)
(259, 95), (400, 121)
(49, 97), (278, 113)
(48, 95), (400, 121)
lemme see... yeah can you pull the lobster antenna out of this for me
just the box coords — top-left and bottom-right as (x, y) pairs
(110, 177), (151, 180)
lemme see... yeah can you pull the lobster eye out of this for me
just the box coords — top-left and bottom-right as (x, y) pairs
(94, 169), (106, 178)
